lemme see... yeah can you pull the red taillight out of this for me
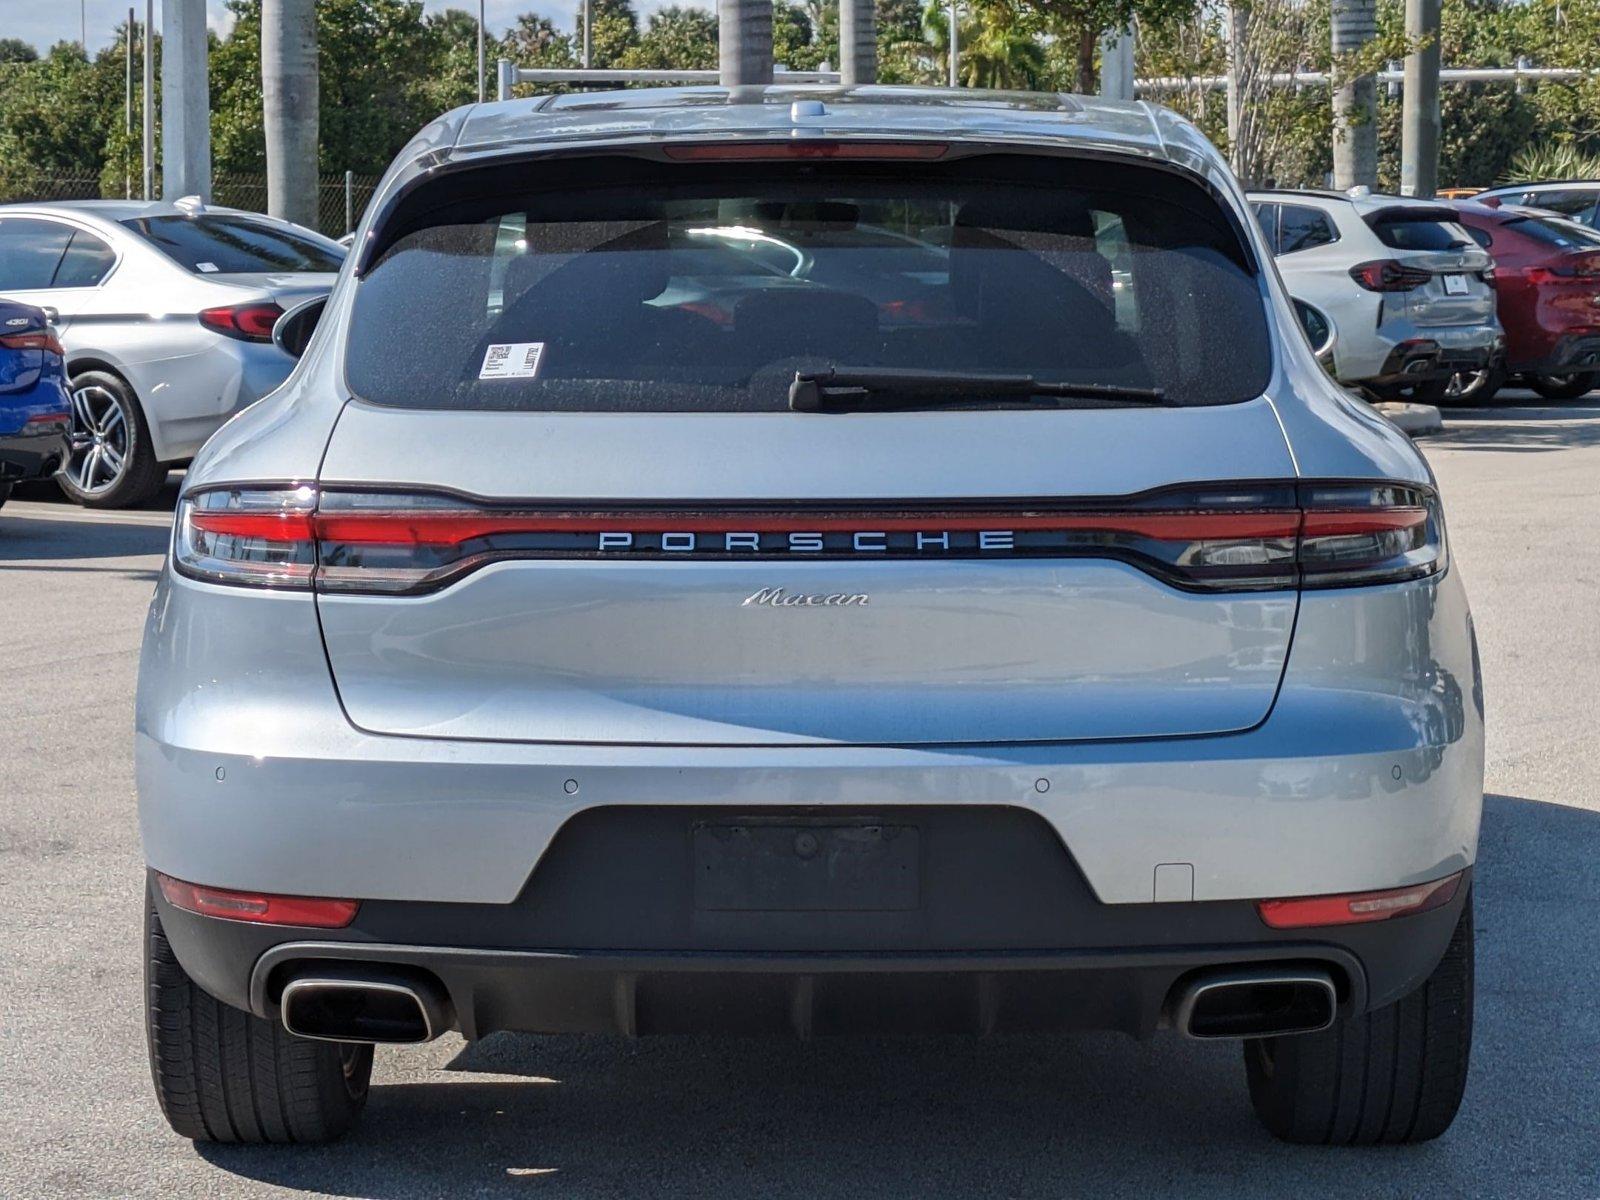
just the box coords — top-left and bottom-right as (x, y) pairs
(1257, 872), (1462, 929)
(0, 330), (65, 355)
(1349, 260), (1434, 292)
(22, 411), (71, 431)
(198, 303), (284, 343)
(156, 872), (359, 927)
(173, 482), (1445, 596)
(1527, 252), (1600, 284)
(663, 141), (948, 161)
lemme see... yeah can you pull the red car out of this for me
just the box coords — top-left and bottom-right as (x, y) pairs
(1449, 200), (1600, 401)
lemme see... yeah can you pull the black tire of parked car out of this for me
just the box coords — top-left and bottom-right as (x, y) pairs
(145, 888), (374, 1144)
(57, 370), (165, 510)
(1243, 892), (1473, 1145)
(1526, 371), (1598, 401)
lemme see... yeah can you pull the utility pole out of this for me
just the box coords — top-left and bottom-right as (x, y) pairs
(1330, 0), (1378, 190)
(1400, 0), (1442, 196)
(583, 0), (592, 69)
(162, 0), (212, 202)
(839, 0), (876, 86)
(718, 0), (773, 88)
(949, 0), (959, 87)
(126, 9), (134, 199)
(477, 0), (485, 102)
(142, 0), (154, 199)
(81, 0), (87, 52)
(1226, 2), (1248, 179)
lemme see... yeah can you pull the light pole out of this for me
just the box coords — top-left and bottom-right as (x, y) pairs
(142, 0), (153, 199)
(948, 0), (959, 87)
(125, 9), (134, 198)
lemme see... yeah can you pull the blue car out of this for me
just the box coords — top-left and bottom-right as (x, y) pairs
(0, 298), (72, 508)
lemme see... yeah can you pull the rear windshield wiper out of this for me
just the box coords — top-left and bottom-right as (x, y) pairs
(789, 368), (1171, 412)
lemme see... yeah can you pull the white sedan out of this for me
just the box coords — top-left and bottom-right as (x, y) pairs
(0, 198), (342, 507)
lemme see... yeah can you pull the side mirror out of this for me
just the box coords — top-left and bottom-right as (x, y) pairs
(273, 295), (329, 360)
(1292, 298), (1335, 362)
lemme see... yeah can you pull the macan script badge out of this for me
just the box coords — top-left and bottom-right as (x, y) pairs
(742, 587), (870, 607)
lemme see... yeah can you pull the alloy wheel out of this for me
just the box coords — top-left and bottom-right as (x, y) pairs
(65, 383), (130, 496)
(1444, 370), (1488, 400)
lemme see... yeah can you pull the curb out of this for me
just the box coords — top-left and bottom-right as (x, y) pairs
(1372, 402), (1444, 437)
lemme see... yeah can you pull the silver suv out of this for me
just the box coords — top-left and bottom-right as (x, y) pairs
(137, 87), (1482, 1147)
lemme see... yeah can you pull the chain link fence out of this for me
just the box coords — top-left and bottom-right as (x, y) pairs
(0, 172), (381, 238)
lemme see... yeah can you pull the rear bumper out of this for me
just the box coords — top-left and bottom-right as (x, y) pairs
(0, 424), (70, 482)
(151, 862), (1471, 1039)
(1509, 331), (1600, 377)
(1362, 325), (1503, 385)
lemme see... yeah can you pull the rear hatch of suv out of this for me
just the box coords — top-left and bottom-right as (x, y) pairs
(313, 146), (1299, 746)
(1365, 205), (1495, 327)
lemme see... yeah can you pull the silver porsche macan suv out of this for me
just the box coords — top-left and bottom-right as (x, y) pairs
(137, 87), (1483, 1147)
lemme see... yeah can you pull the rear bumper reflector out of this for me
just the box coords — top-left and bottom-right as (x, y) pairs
(1256, 871), (1463, 929)
(156, 872), (360, 928)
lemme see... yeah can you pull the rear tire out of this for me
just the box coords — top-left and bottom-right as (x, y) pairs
(145, 887), (374, 1143)
(1528, 371), (1598, 401)
(58, 370), (164, 509)
(1243, 893), (1473, 1145)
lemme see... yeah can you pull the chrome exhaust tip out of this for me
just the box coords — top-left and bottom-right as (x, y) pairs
(1172, 966), (1338, 1040)
(280, 969), (449, 1045)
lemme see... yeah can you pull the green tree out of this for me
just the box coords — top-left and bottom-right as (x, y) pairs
(576, 0), (642, 68)
(625, 6), (718, 70)
(0, 40), (130, 197)
(919, 1), (1047, 88)
(0, 38), (39, 64)
(211, 0), (460, 176)
(774, 2), (826, 71)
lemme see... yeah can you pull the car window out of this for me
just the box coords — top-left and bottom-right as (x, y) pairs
(1502, 214), (1600, 249)
(121, 214), (344, 274)
(1523, 190), (1599, 224)
(1251, 203), (1278, 249)
(1369, 214), (1473, 251)
(1276, 205), (1337, 254)
(348, 154), (1273, 411)
(52, 230), (118, 287)
(1464, 225), (1493, 249)
(0, 218), (73, 290)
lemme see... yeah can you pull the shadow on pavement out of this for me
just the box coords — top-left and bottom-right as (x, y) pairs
(196, 793), (1600, 1199)
(1426, 402), (1600, 452)
(0, 511), (170, 565)
(10, 470), (183, 512)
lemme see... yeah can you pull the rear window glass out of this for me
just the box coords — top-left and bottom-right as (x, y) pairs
(1369, 213), (1473, 251)
(1502, 214), (1600, 249)
(122, 214), (344, 274)
(347, 154), (1272, 411)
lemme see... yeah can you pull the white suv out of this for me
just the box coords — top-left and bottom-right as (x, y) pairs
(1250, 189), (1503, 399)
(137, 89), (1482, 1148)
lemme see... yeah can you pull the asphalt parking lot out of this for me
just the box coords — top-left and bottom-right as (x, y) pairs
(2, 398), (1598, 1199)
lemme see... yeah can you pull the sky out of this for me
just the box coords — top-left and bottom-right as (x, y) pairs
(3, 0), (699, 56)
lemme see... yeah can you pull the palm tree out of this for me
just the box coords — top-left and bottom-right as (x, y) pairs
(262, 0), (318, 228)
(1330, 0), (1377, 189)
(920, 1), (1045, 91)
